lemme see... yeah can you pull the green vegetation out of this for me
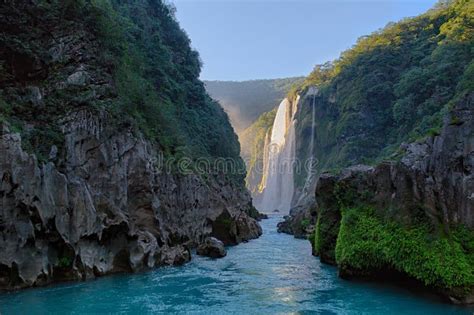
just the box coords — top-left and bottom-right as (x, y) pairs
(306, 1), (474, 292)
(57, 256), (73, 269)
(292, 0), (473, 181)
(300, 219), (310, 230)
(0, 0), (245, 181)
(314, 169), (474, 295)
(313, 203), (341, 264)
(91, 0), (242, 163)
(335, 206), (474, 292)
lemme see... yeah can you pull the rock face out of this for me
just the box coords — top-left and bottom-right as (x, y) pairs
(276, 204), (316, 239)
(196, 237), (227, 258)
(317, 95), (473, 230)
(313, 165), (369, 265)
(0, 111), (261, 290)
(0, 0), (263, 291)
(273, 89), (320, 239)
(312, 94), (474, 303)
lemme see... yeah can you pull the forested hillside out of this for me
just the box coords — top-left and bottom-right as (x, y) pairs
(241, 0), (473, 206)
(277, 0), (474, 302)
(205, 78), (303, 133)
(292, 0), (473, 177)
(0, 0), (242, 167)
(0, 0), (262, 290)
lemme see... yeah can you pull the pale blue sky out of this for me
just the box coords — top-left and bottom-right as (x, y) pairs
(172, 0), (438, 81)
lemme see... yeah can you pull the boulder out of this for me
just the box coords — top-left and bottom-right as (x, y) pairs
(159, 245), (191, 266)
(67, 70), (89, 86)
(196, 237), (227, 258)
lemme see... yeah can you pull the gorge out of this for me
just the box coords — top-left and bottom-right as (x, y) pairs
(0, 0), (261, 291)
(0, 217), (471, 314)
(233, 0), (474, 305)
(0, 0), (473, 313)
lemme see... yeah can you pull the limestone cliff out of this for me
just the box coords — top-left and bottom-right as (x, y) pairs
(0, 112), (261, 290)
(313, 94), (474, 304)
(0, 0), (261, 290)
(278, 0), (473, 239)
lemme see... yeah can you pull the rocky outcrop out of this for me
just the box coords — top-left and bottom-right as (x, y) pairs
(0, 0), (263, 291)
(0, 110), (261, 291)
(317, 94), (473, 229)
(274, 88), (320, 239)
(312, 94), (474, 304)
(196, 237), (227, 258)
(313, 165), (377, 264)
(277, 202), (317, 239)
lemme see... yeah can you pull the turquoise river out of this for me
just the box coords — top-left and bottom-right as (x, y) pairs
(0, 216), (472, 314)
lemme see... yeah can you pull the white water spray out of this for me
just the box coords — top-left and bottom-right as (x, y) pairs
(257, 96), (299, 213)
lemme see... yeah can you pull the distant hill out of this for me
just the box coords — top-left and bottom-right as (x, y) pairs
(204, 77), (304, 133)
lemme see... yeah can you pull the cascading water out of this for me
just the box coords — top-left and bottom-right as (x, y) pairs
(258, 129), (271, 193)
(300, 86), (319, 198)
(257, 96), (299, 213)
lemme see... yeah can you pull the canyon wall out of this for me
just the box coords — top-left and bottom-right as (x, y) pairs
(0, 112), (261, 290)
(277, 0), (473, 238)
(313, 94), (473, 303)
(0, 0), (261, 290)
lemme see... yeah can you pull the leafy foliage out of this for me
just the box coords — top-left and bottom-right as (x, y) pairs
(0, 0), (245, 182)
(335, 206), (474, 291)
(57, 256), (73, 269)
(314, 207), (340, 263)
(91, 0), (241, 161)
(300, 219), (310, 230)
(293, 0), (473, 179)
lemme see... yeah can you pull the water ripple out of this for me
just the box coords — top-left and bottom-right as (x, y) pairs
(0, 216), (472, 315)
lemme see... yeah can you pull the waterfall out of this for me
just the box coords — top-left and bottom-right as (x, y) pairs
(258, 129), (271, 193)
(301, 86), (318, 195)
(257, 96), (299, 213)
(296, 86), (319, 205)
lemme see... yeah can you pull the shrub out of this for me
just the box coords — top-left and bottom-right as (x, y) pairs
(335, 206), (474, 291)
(57, 256), (73, 269)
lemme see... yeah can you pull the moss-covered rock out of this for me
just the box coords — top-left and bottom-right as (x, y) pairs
(313, 173), (342, 264)
(312, 95), (474, 304)
(336, 206), (473, 301)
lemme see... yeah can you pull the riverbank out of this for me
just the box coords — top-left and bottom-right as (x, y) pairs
(0, 216), (472, 314)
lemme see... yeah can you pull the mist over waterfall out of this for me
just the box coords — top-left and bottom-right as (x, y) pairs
(256, 96), (300, 213)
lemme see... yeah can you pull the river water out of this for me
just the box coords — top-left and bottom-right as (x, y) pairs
(0, 216), (472, 314)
